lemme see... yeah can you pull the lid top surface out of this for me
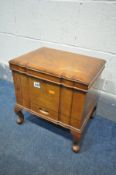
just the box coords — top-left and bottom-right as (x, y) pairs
(9, 47), (106, 85)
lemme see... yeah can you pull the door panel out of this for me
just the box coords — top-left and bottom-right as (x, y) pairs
(29, 77), (60, 114)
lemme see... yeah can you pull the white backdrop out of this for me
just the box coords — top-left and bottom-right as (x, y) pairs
(0, 0), (116, 97)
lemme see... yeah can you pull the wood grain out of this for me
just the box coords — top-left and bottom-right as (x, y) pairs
(9, 47), (106, 152)
(9, 47), (106, 86)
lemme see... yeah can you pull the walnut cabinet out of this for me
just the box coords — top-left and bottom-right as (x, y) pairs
(9, 47), (106, 152)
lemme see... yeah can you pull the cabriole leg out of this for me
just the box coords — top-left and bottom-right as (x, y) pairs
(14, 105), (24, 124)
(71, 130), (81, 153)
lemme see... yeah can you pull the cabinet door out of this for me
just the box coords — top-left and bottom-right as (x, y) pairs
(29, 77), (60, 119)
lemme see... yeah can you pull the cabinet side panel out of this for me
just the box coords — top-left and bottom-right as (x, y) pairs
(70, 91), (86, 128)
(83, 89), (97, 123)
(59, 87), (73, 124)
(70, 75), (102, 130)
(82, 75), (101, 123)
(12, 71), (23, 105)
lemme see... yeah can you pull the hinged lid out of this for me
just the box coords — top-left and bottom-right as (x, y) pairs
(9, 47), (106, 87)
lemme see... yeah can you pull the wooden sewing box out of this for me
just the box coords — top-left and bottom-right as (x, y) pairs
(9, 47), (106, 152)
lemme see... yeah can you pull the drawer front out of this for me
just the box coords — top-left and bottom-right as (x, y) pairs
(29, 77), (60, 115)
(31, 103), (58, 120)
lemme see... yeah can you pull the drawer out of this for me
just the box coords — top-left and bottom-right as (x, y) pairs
(29, 77), (60, 112)
(31, 103), (58, 120)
